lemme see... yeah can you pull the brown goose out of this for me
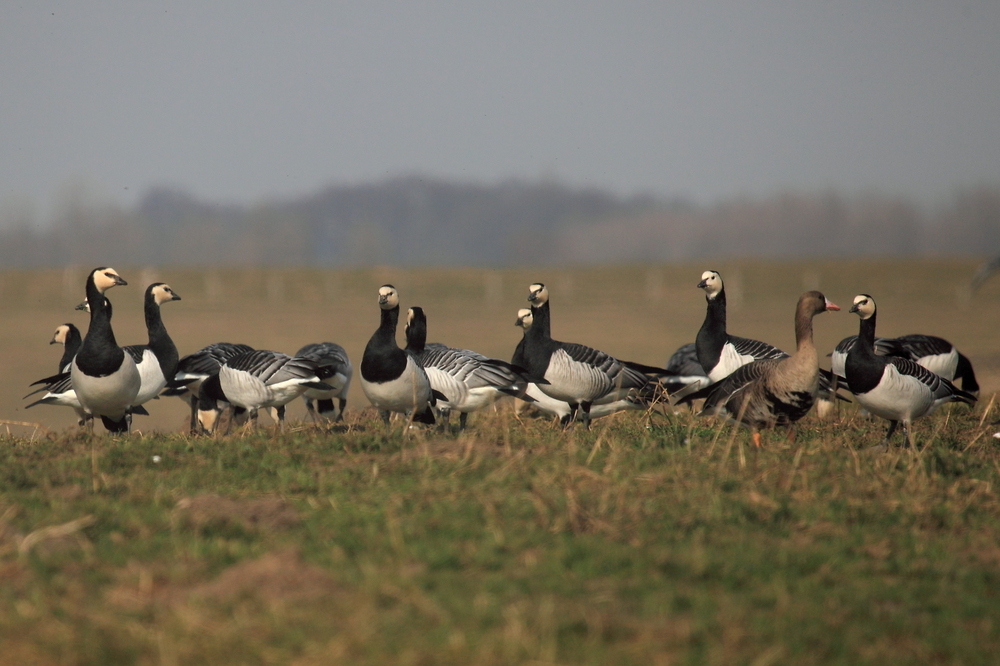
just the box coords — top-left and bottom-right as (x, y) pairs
(692, 291), (839, 446)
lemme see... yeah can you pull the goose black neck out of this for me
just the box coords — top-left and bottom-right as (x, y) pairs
(76, 276), (124, 375)
(521, 302), (558, 376)
(695, 288), (727, 373)
(144, 287), (179, 379)
(360, 305), (407, 383)
(404, 309), (427, 354)
(58, 325), (83, 372)
(856, 310), (878, 355)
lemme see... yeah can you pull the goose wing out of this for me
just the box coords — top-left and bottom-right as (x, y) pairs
(727, 335), (787, 361)
(885, 356), (976, 404)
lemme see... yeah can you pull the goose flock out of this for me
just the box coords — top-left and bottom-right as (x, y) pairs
(23, 267), (987, 448)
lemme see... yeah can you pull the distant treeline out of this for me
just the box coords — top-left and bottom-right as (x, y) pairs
(1, 176), (997, 267)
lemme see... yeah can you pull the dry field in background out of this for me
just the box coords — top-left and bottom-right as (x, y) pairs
(2, 258), (998, 435)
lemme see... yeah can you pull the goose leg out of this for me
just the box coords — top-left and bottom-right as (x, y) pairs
(752, 431), (762, 448)
(275, 405), (286, 433)
(337, 398), (347, 422)
(901, 421), (912, 448)
(379, 410), (392, 427)
(459, 412), (469, 432)
(188, 395), (198, 434)
(566, 403), (580, 429)
(304, 399), (318, 423)
(883, 420), (899, 445)
(580, 402), (593, 430)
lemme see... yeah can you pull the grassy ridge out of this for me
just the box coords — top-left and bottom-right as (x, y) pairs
(2, 403), (1000, 664)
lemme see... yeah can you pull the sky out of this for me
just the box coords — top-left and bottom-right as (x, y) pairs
(2, 1), (1000, 223)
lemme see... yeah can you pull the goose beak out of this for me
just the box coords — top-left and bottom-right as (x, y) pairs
(514, 316), (523, 326)
(74, 300), (88, 311)
(113, 275), (128, 287)
(171, 292), (182, 301)
(825, 299), (840, 312)
(848, 303), (860, 314)
(696, 279), (708, 289)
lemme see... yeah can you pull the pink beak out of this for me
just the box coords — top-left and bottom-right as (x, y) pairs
(825, 298), (841, 311)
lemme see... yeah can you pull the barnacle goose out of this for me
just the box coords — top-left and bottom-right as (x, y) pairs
(404, 306), (527, 430)
(294, 342), (352, 423)
(676, 270), (842, 405)
(164, 342), (255, 433)
(518, 282), (663, 429)
(844, 294), (977, 447)
(70, 267), (141, 433)
(198, 349), (334, 433)
(121, 283), (182, 407)
(50, 323), (83, 373)
(690, 291), (839, 447)
(359, 285), (437, 427)
(23, 323), (86, 425)
(512, 307), (644, 426)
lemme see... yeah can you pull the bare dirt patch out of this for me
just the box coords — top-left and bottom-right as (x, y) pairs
(174, 493), (301, 533)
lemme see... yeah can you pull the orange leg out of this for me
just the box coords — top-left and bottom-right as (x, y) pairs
(752, 431), (762, 448)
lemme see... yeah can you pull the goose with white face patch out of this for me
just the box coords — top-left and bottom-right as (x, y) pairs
(690, 291), (840, 447)
(359, 285), (437, 427)
(23, 323), (87, 425)
(164, 342), (256, 433)
(121, 283), (182, 407)
(295, 342), (353, 423)
(199, 349), (334, 433)
(70, 267), (141, 433)
(844, 294), (977, 447)
(405, 306), (527, 431)
(512, 307), (646, 426)
(517, 283), (662, 429)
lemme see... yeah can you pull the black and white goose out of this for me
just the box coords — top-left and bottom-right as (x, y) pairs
(844, 294), (977, 447)
(359, 285), (437, 427)
(23, 324), (87, 425)
(664, 342), (710, 393)
(70, 267), (141, 433)
(294, 342), (353, 423)
(164, 342), (256, 432)
(518, 282), (662, 429)
(122, 283), (182, 407)
(512, 307), (644, 425)
(404, 306), (527, 430)
(690, 291), (840, 446)
(198, 349), (334, 433)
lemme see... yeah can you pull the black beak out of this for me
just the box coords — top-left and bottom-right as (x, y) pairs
(697, 279), (707, 289)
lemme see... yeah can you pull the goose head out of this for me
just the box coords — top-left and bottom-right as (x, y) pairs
(92, 267), (127, 294)
(150, 283), (182, 305)
(514, 308), (533, 330)
(405, 306), (426, 336)
(378, 284), (399, 310)
(50, 324), (74, 346)
(849, 294), (876, 320)
(527, 283), (548, 306)
(799, 291), (840, 316)
(697, 270), (723, 299)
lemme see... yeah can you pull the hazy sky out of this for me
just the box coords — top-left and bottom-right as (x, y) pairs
(3, 1), (999, 219)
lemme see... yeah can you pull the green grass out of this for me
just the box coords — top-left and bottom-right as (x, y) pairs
(2, 404), (1000, 665)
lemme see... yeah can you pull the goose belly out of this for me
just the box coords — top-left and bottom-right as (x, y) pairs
(917, 351), (958, 380)
(708, 344), (758, 383)
(523, 383), (572, 419)
(219, 366), (273, 411)
(71, 357), (141, 419)
(854, 365), (934, 422)
(360, 357), (431, 412)
(538, 350), (613, 404)
(265, 378), (315, 407)
(134, 350), (168, 405)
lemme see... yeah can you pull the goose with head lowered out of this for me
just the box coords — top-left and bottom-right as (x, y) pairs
(163, 342), (255, 433)
(295, 342), (353, 423)
(198, 349), (334, 433)
(359, 285), (438, 427)
(518, 282), (664, 429)
(405, 306), (529, 431)
(70, 267), (141, 433)
(690, 291), (840, 447)
(844, 294), (976, 447)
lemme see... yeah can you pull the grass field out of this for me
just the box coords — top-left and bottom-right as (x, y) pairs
(2, 259), (1000, 664)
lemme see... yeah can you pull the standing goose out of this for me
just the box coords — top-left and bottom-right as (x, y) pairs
(518, 282), (662, 429)
(295, 342), (353, 423)
(51, 323), (83, 373)
(201, 349), (334, 433)
(23, 323), (86, 425)
(70, 267), (141, 433)
(359, 285), (437, 427)
(694, 291), (840, 446)
(164, 342), (255, 433)
(123, 283), (182, 407)
(844, 294), (977, 447)
(405, 306), (528, 430)
(512, 307), (644, 425)
(678, 270), (843, 404)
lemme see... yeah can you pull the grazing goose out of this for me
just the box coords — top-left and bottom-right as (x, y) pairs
(844, 294), (977, 447)
(664, 342), (710, 392)
(164, 342), (255, 433)
(123, 283), (182, 407)
(359, 285), (437, 427)
(295, 342), (353, 423)
(518, 282), (662, 429)
(512, 307), (644, 425)
(70, 267), (141, 433)
(405, 306), (527, 430)
(693, 291), (840, 446)
(200, 349), (334, 433)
